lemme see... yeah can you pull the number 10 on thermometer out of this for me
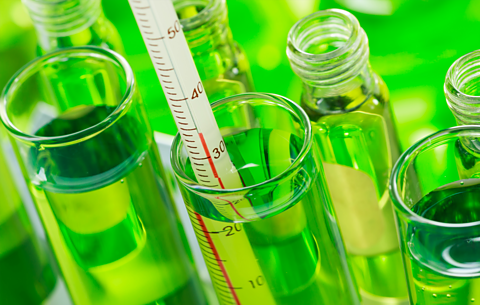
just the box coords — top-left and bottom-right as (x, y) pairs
(129, 1), (275, 304)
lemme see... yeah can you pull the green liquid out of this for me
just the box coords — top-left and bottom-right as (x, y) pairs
(186, 128), (358, 304)
(0, 207), (56, 304)
(30, 106), (205, 305)
(178, 3), (254, 100)
(36, 2), (124, 56)
(408, 179), (480, 304)
(0, 1), (57, 303)
(306, 79), (408, 302)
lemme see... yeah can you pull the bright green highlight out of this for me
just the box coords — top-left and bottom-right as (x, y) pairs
(226, 0), (316, 100)
(319, 0), (480, 150)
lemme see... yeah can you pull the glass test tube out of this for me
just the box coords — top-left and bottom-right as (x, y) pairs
(0, 0), (58, 303)
(390, 126), (480, 304)
(0, 46), (206, 305)
(0, 127), (57, 304)
(171, 93), (360, 305)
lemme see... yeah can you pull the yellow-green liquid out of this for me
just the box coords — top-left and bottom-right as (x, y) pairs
(0, 136), (56, 304)
(305, 78), (408, 302)
(29, 105), (206, 305)
(184, 127), (359, 304)
(0, 203), (56, 304)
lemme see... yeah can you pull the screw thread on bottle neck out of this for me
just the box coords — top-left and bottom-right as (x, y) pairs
(287, 9), (373, 97)
(23, 0), (101, 37)
(445, 50), (480, 126)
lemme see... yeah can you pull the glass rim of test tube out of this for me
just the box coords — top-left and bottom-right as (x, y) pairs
(0, 46), (134, 144)
(171, 92), (312, 193)
(390, 124), (480, 228)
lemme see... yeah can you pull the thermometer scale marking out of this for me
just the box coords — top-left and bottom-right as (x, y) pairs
(129, 1), (276, 304)
(190, 208), (241, 305)
(130, 0), (226, 190)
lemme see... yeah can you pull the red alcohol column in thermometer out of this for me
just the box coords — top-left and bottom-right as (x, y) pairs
(128, 1), (275, 304)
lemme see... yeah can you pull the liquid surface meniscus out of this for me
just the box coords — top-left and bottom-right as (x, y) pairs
(408, 179), (480, 304)
(184, 127), (358, 305)
(29, 105), (205, 305)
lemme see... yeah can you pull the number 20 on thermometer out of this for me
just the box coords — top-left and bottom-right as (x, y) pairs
(129, 1), (276, 304)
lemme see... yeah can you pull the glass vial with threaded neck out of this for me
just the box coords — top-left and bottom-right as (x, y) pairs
(287, 9), (408, 304)
(445, 50), (480, 127)
(174, 0), (254, 102)
(445, 50), (480, 180)
(22, 0), (123, 54)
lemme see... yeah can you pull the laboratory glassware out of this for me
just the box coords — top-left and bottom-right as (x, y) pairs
(0, 0), (36, 88)
(319, 0), (480, 150)
(174, 0), (254, 102)
(445, 49), (480, 129)
(22, 0), (123, 55)
(129, 2), (251, 304)
(172, 92), (360, 305)
(287, 9), (408, 304)
(0, 46), (206, 305)
(101, 0), (254, 135)
(0, 127), (56, 304)
(0, 1), (59, 304)
(444, 50), (480, 185)
(390, 126), (480, 304)
(129, 0), (246, 200)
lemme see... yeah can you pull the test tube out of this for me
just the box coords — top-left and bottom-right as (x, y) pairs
(390, 126), (480, 304)
(171, 93), (360, 305)
(0, 46), (206, 305)
(0, 127), (57, 304)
